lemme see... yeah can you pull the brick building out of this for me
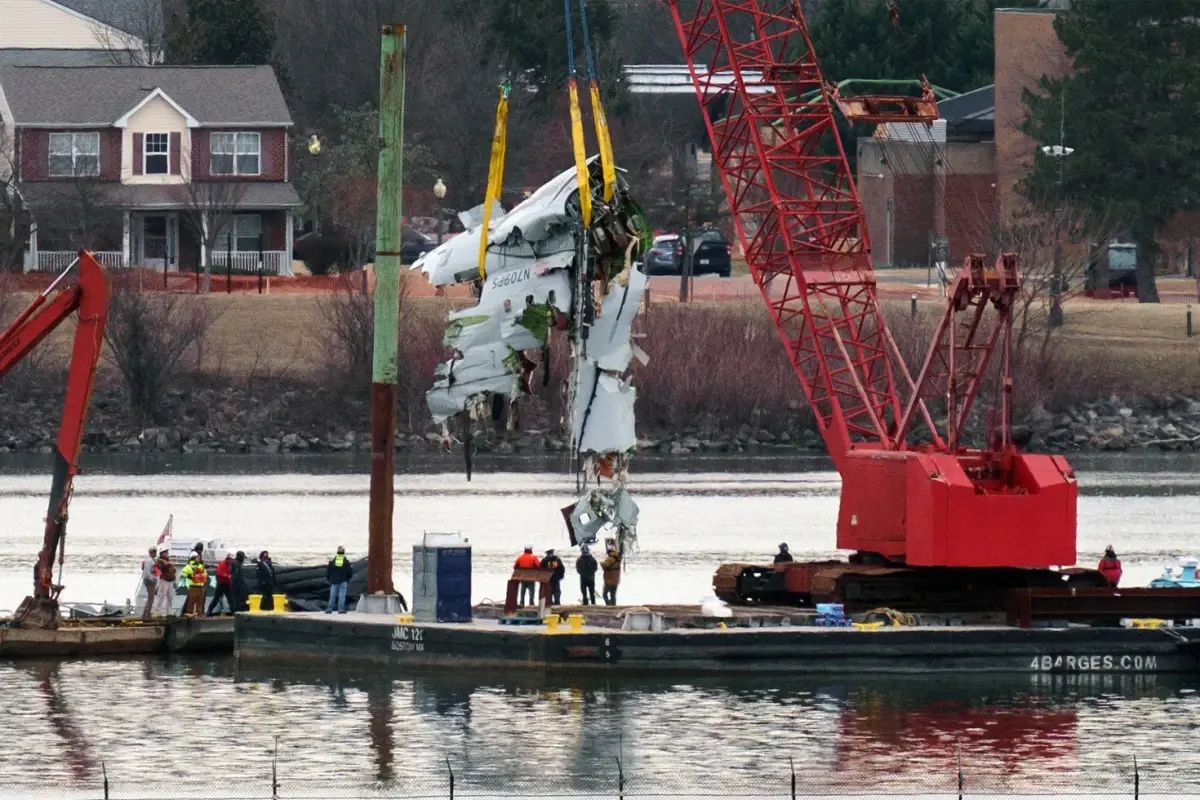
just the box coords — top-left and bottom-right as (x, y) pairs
(857, 6), (1198, 273)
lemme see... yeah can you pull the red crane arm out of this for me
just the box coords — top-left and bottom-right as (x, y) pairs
(667, 0), (1078, 571)
(664, 0), (939, 468)
(0, 252), (112, 603)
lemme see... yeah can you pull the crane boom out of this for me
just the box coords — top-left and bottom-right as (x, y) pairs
(0, 251), (112, 629)
(668, 0), (1078, 573)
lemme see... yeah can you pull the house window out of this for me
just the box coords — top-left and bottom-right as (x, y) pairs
(48, 132), (100, 177)
(219, 214), (263, 252)
(210, 132), (260, 176)
(145, 133), (169, 174)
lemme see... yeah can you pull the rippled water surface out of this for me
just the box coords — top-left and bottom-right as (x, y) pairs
(1, 457), (1199, 795)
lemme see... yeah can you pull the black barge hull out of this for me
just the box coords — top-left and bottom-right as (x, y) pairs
(235, 612), (1200, 675)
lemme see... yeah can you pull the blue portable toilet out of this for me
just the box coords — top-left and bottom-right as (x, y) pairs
(412, 533), (472, 623)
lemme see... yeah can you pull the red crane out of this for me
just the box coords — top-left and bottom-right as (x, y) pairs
(664, 1), (1100, 606)
(0, 252), (112, 628)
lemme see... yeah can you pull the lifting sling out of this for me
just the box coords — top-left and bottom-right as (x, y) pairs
(476, 79), (511, 281)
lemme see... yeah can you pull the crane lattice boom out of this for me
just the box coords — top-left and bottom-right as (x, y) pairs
(667, 0), (1078, 570)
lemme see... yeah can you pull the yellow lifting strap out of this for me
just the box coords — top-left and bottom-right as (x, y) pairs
(477, 80), (511, 281)
(567, 77), (592, 228)
(589, 81), (616, 205)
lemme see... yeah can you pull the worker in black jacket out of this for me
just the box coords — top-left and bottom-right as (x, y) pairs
(540, 549), (566, 606)
(576, 545), (598, 605)
(326, 546), (354, 614)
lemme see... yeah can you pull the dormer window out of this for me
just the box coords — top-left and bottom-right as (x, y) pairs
(210, 132), (260, 176)
(145, 133), (169, 174)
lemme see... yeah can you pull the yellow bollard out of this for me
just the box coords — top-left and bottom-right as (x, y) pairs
(247, 594), (262, 613)
(396, 614), (414, 624)
(272, 594), (289, 613)
(852, 621), (886, 631)
(544, 614), (560, 633)
(567, 614), (584, 633)
(1130, 618), (1166, 629)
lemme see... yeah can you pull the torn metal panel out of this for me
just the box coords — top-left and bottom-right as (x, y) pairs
(571, 366), (637, 456)
(457, 199), (505, 231)
(588, 266), (648, 372)
(426, 342), (524, 424)
(562, 488), (640, 548)
(445, 265), (572, 354)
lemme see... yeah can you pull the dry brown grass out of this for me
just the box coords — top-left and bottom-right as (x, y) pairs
(7, 288), (1200, 434)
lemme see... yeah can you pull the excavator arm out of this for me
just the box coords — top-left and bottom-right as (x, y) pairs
(0, 251), (112, 628)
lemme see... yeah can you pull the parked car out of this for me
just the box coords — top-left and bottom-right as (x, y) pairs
(642, 230), (733, 278)
(644, 234), (683, 275)
(689, 229), (733, 278)
(401, 230), (437, 265)
(1085, 241), (1138, 291)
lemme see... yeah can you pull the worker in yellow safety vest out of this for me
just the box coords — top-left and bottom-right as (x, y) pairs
(180, 553), (208, 617)
(326, 546), (354, 614)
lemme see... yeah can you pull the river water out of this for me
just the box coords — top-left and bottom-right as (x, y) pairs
(1, 454), (1199, 797)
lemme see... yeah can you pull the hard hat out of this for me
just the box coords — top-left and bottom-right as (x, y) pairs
(524, 544), (533, 551)
(189, 551), (199, 559)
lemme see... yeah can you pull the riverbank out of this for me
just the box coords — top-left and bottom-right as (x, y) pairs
(4, 383), (1200, 456)
(3, 295), (1200, 456)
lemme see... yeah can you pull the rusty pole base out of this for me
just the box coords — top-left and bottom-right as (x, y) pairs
(11, 596), (60, 630)
(367, 381), (398, 596)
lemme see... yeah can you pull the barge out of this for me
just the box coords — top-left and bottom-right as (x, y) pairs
(234, 610), (1200, 675)
(0, 616), (233, 658)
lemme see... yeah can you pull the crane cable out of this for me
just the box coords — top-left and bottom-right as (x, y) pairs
(563, 0), (592, 228)
(476, 79), (512, 281)
(576, 0), (617, 205)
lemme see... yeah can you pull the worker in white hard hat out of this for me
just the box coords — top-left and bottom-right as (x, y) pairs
(513, 545), (540, 607)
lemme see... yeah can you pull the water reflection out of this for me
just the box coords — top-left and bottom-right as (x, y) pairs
(0, 656), (1196, 794)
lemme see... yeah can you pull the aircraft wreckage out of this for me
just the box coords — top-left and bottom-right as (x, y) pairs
(413, 157), (650, 558)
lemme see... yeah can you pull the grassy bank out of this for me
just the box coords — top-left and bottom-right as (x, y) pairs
(3, 290), (1200, 453)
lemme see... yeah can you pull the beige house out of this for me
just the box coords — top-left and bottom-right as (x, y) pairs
(0, 0), (154, 67)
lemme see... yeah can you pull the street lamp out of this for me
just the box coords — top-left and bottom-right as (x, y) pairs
(1041, 143), (1074, 327)
(1042, 85), (1073, 327)
(433, 178), (447, 246)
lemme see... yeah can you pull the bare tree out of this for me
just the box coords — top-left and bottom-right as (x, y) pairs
(174, 181), (247, 293)
(30, 181), (123, 254)
(327, 174), (375, 273)
(85, 0), (171, 65)
(102, 273), (215, 423)
(0, 126), (27, 272)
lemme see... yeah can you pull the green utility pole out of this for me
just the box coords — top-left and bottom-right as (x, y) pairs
(366, 23), (405, 601)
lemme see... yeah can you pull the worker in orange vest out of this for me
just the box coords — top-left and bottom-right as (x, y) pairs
(514, 545), (541, 607)
(180, 552), (208, 616)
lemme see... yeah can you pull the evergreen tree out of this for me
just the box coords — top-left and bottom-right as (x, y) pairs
(170, 0), (275, 66)
(1021, 0), (1200, 303)
(447, 0), (628, 114)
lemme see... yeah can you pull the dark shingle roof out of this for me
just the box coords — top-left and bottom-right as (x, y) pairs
(938, 84), (994, 123)
(0, 48), (130, 67)
(0, 65), (292, 125)
(53, 0), (160, 38)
